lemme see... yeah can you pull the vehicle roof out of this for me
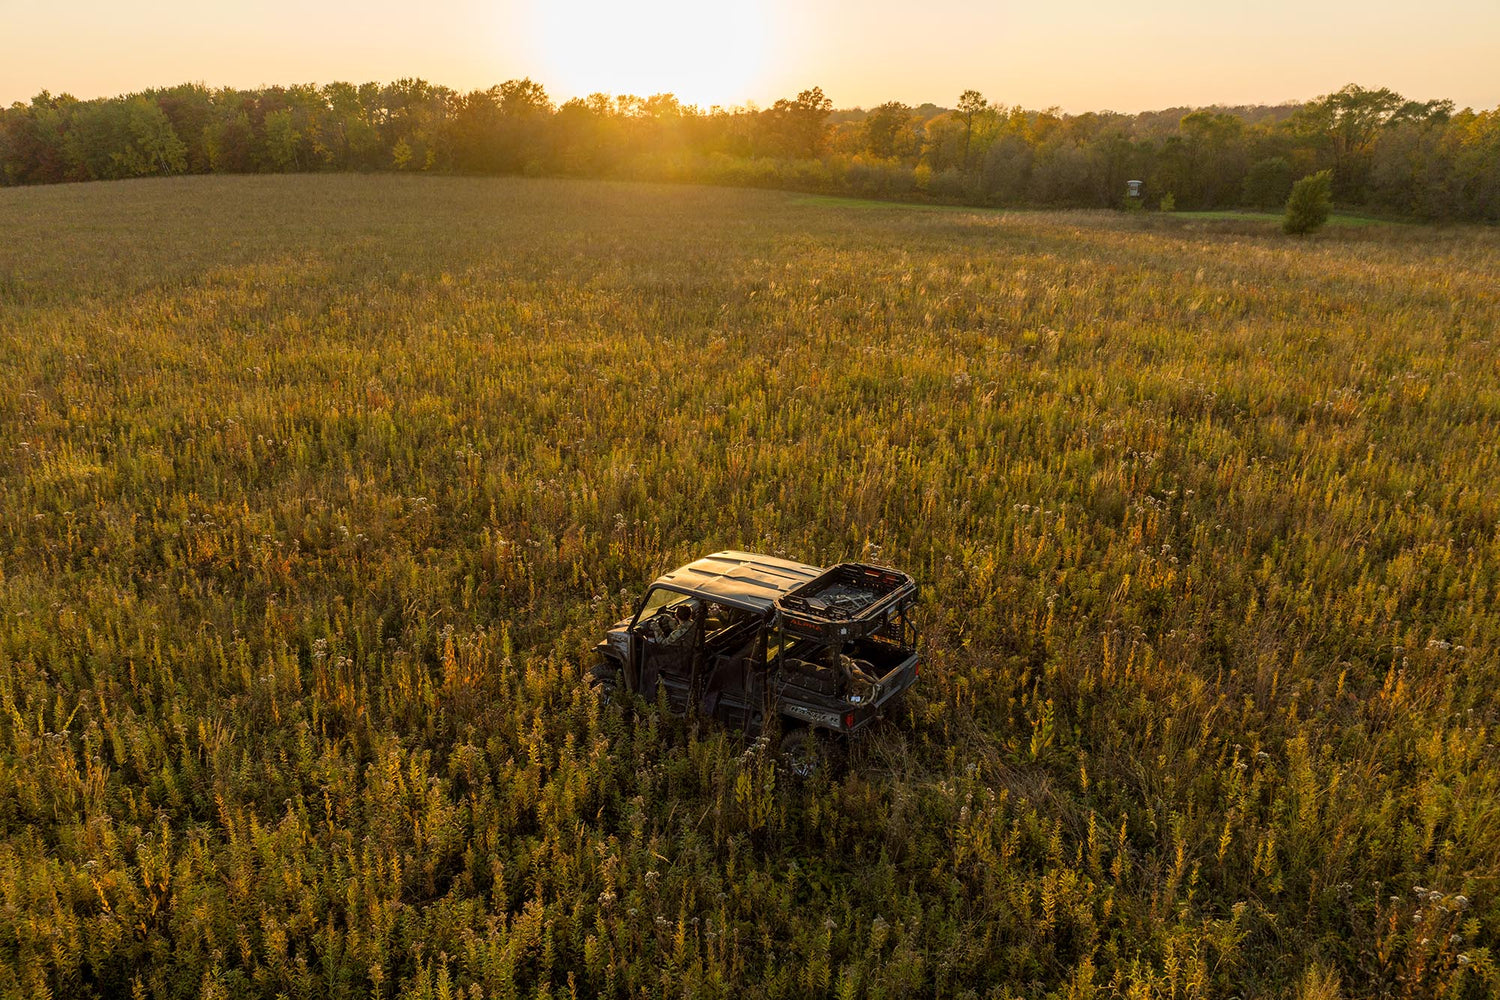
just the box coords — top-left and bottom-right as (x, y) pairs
(651, 550), (825, 613)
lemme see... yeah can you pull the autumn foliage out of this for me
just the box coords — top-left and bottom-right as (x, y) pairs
(2, 81), (1498, 220)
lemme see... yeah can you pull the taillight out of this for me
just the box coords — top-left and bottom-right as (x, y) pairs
(915, 663), (921, 677)
(843, 712), (855, 729)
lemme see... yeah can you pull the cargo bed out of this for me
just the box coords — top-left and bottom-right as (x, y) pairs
(776, 562), (917, 641)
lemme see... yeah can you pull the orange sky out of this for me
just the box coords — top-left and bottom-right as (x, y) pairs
(6, 0), (1498, 112)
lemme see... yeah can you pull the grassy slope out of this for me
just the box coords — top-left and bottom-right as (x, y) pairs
(1, 174), (1498, 999)
(1171, 209), (1397, 227)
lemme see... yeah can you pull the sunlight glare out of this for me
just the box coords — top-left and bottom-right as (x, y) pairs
(530, 0), (769, 107)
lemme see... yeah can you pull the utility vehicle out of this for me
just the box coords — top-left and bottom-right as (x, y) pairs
(587, 551), (920, 748)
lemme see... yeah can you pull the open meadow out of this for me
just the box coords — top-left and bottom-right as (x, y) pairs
(1, 174), (1498, 998)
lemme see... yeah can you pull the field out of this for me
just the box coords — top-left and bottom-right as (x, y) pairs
(1, 174), (1498, 999)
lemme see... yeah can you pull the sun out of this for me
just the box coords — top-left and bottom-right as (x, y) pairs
(530, 0), (769, 108)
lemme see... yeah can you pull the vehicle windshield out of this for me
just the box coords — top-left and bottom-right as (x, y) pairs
(635, 586), (692, 625)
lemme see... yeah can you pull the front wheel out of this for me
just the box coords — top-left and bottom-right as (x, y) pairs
(586, 659), (622, 704)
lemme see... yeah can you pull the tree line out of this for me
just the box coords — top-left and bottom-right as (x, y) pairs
(3, 79), (1498, 220)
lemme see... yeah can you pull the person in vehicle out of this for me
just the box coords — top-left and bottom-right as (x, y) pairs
(652, 604), (698, 648)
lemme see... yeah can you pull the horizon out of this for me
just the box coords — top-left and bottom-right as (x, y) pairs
(5, 0), (1498, 115)
(4, 75), (1489, 121)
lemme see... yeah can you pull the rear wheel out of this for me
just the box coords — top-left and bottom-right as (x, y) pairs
(780, 726), (831, 779)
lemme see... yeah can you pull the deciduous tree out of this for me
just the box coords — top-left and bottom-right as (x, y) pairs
(863, 101), (919, 160)
(956, 89), (988, 172)
(1242, 156), (1293, 210)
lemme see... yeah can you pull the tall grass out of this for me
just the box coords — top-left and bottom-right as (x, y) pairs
(0, 174), (1496, 998)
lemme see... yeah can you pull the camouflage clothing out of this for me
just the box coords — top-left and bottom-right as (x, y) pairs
(662, 617), (698, 647)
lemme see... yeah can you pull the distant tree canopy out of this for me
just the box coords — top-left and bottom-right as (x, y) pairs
(2, 80), (1497, 221)
(1241, 156), (1295, 210)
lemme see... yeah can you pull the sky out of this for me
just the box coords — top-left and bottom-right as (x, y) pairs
(4, 0), (1498, 113)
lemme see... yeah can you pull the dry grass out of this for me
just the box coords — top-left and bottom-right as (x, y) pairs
(1, 174), (1497, 999)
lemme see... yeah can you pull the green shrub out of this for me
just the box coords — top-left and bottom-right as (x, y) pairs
(1284, 169), (1333, 234)
(1159, 192), (1175, 212)
(928, 166), (968, 200)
